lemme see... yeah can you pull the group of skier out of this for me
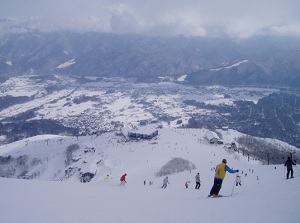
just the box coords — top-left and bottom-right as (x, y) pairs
(115, 156), (296, 197)
(158, 159), (238, 195)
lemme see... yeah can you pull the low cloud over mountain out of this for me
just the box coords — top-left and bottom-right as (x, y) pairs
(0, 32), (300, 87)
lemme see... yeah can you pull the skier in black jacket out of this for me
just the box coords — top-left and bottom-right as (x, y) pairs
(284, 157), (296, 179)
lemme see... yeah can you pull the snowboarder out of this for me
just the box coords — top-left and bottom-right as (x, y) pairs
(120, 173), (127, 186)
(161, 176), (170, 189)
(208, 159), (239, 197)
(195, 172), (201, 189)
(235, 175), (241, 186)
(284, 157), (296, 179)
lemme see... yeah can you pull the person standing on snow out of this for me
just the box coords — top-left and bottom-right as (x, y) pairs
(235, 175), (242, 186)
(195, 172), (201, 189)
(208, 159), (239, 197)
(161, 176), (170, 189)
(104, 174), (110, 182)
(185, 181), (190, 188)
(120, 173), (127, 186)
(284, 157), (296, 179)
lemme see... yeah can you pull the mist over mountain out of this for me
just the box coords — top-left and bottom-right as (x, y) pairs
(1, 32), (300, 87)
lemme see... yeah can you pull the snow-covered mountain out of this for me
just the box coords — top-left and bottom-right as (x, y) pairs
(1, 32), (300, 87)
(0, 127), (299, 223)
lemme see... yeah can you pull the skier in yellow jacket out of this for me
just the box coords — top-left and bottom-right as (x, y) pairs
(208, 159), (239, 197)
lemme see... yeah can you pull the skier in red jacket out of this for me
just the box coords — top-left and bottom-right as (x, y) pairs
(120, 173), (127, 186)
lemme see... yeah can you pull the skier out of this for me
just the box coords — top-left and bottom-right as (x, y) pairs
(161, 176), (170, 189)
(120, 173), (127, 186)
(284, 157), (296, 179)
(104, 174), (110, 182)
(208, 159), (239, 197)
(235, 175), (241, 186)
(185, 181), (190, 188)
(195, 172), (201, 189)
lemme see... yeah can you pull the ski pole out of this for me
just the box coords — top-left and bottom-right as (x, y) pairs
(231, 175), (236, 196)
(284, 166), (286, 179)
(296, 165), (300, 176)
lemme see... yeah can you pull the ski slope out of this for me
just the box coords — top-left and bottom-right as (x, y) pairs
(0, 128), (299, 223)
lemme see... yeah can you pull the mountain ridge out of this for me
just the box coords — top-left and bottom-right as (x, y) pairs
(1, 32), (300, 87)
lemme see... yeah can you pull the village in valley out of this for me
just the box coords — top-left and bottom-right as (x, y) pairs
(0, 75), (287, 144)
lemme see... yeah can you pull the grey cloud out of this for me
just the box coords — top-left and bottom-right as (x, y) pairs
(1, 0), (300, 37)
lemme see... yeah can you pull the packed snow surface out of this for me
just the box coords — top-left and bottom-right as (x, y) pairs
(0, 128), (299, 223)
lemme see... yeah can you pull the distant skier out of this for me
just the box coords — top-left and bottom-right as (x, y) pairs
(185, 181), (190, 188)
(235, 175), (241, 186)
(195, 172), (201, 189)
(104, 174), (110, 182)
(161, 176), (170, 189)
(208, 159), (239, 197)
(284, 157), (296, 179)
(120, 173), (127, 186)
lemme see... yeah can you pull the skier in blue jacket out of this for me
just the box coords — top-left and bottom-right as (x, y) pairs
(161, 176), (170, 189)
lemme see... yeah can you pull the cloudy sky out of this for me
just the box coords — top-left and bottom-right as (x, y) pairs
(1, 0), (300, 38)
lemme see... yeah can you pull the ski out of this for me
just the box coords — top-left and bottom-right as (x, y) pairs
(207, 193), (238, 198)
(207, 194), (225, 198)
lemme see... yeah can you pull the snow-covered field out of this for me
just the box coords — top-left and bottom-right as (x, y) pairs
(0, 128), (299, 223)
(0, 75), (279, 132)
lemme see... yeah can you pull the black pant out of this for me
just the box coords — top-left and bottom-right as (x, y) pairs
(210, 178), (223, 195)
(161, 184), (167, 188)
(287, 169), (294, 179)
(195, 182), (201, 189)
